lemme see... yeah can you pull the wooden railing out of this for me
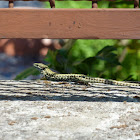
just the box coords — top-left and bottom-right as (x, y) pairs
(0, 0), (140, 39)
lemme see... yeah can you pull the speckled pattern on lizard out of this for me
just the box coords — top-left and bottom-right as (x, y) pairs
(33, 63), (140, 86)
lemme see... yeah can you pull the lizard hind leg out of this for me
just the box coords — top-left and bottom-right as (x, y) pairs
(76, 80), (89, 85)
(74, 76), (90, 85)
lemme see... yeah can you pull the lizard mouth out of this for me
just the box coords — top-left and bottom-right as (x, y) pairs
(33, 63), (40, 68)
(33, 63), (39, 67)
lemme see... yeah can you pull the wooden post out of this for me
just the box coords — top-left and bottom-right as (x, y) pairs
(9, 0), (14, 8)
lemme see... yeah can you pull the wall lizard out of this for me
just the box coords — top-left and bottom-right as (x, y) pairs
(34, 63), (140, 86)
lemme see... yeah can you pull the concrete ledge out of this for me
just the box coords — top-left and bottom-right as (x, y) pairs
(0, 80), (140, 139)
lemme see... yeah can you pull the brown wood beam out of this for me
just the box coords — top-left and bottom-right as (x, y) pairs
(0, 9), (140, 39)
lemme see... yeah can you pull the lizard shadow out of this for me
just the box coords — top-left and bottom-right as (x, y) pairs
(0, 81), (140, 102)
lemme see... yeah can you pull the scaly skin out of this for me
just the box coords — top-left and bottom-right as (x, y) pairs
(33, 63), (140, 86)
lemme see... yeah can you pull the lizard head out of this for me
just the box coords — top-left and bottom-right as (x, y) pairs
(33, 63), (48, 71)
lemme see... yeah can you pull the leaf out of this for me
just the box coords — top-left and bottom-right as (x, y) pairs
(123, 75), (135, 81)
(96, 46), (116, 56)
(14, 67), (39, 80)
(96, 46), (120, 65)
(73, 56), (97, 75)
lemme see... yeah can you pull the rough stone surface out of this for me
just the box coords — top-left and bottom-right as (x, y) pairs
(0, 80), (140, 140)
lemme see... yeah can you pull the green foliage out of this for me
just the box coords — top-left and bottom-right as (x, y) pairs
(45, 1), (91, 8)
(44, 41), (140, 81)
(15, 67), (39, 80)
(45, 0), (134, 8)
(15, 39), (140, 81)
(70, 40), (116, 60)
